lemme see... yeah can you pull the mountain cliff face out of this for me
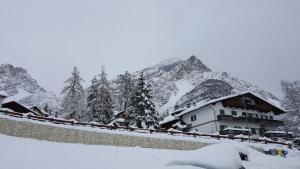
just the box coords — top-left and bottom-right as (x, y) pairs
(139, 56), (282, 114)
(0, 56), (283, 115)
(0, 64), (59, 109)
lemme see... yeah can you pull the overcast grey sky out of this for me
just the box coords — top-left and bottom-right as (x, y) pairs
(0, 0), (299, 98)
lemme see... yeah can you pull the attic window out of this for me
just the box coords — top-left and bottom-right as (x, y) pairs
(191, 115), (197, 121)
(220, 109), (225, 115)
(242, 97), (255, 106)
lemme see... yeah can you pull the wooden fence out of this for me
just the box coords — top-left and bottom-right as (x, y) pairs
(0, 110), (292, 147)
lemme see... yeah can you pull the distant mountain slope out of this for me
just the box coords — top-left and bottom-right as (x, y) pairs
(0, 64), (59, 109)
(138, 56), (283, 114)
(1, 56), (283, 116)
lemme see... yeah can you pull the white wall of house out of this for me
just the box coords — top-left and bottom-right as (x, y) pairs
(182, 106), (218, 133)
(181, 101), (281, 135)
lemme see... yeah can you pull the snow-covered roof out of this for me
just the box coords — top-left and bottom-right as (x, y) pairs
(113, 118), (125, 123)
(0, 91), (8, 97)
(224, 127), (249, 132)
(31, 106), (49, 115)
(2, 100), (36, 114)
(159, 115), (179, 125)
(176, 91), (286, 117)
(264, 130), (294, 135)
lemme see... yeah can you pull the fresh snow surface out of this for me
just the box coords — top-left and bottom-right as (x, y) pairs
(0, 134), (299, 169)
(159, 80), (194, 112)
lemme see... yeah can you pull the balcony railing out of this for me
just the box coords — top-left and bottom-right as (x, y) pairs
(217, 115), (284, 126)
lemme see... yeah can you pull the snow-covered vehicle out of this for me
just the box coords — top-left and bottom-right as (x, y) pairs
(263, 130), (294, 141)
(219, 127), (251, 137)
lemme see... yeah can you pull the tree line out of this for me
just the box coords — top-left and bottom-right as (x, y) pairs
(58, 66), (159, 129)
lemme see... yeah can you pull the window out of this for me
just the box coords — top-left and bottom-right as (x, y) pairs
(220, 109), (225, 115)
(255, 114), (259, 118)
(251, 128), (257, 134)
(242, 112), (246, 116)
(269, 116), (273, 120)
(191, 115), (197, 121)
(220, 125), (226, 131)
(231, 111), (237, 116)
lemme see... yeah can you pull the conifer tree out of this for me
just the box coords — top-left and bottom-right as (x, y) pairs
(86, 66), (113, 123)
(86, 76), (100, 121)
(115, 71), (134, 111)
(127, 72), (158, 128)
(60, 66), (86, 121)
(281, 80), (300, 134)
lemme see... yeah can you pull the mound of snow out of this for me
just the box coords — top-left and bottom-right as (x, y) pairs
(166, 143), (247, 169)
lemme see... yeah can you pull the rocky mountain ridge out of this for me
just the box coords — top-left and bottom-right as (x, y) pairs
(0, 56), (283, 115)
(0, 64), (59, 109)
(138, 56), (282, 114)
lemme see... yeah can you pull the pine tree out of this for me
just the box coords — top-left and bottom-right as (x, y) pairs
(127, 72), (158, 128)
(60, 66), (87, 121)
(86, 66), (113, 123)
(115, 71), (134, 111)
(281, 80), (300, 134)
(86, 76), (100, 121)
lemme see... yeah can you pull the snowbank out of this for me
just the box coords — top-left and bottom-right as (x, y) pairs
(167, 143), (246, 169)
(0, 134), (299, 169)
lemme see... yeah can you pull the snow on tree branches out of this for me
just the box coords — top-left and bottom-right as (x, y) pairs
(281, 80), (300, 134)
(114, 71), (134, 111)
(86, 66), (113, 124)
(60, 66), (87, 121)
(126, 72), (159, 129)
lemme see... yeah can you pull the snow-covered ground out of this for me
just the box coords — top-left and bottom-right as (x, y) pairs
(0, 134), (299, 169)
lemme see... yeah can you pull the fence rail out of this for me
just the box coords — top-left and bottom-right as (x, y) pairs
(0, 110), (291, 147)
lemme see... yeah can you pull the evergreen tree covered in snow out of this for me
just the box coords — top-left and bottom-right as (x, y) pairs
(115, 71), (134, 111)
(60, 66), (86, 121)
(127, 73), (159, 128)
(86, 76), (100, 121)
(86, 67), (113, 124)
(281, 80), (300, 134)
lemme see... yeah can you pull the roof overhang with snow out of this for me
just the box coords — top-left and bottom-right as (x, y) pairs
(2, 101), (37, 115)
(176, 92), (286, 117)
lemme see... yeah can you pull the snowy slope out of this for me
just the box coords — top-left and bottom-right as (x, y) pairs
(0, 64), (60, 109)
(0, 134), (299, 169)
(137, 56), (283, 114)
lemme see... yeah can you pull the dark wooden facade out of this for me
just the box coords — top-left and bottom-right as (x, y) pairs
(2, 101), (38, 115)
(221, 93), (285, 115)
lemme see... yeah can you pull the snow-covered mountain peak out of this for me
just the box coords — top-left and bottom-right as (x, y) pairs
(154, 57), (183, 68)
(0, 64), (59, 109)
(137, 56), (282, 114)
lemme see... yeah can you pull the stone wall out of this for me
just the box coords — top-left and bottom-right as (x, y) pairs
(0, 117), (209, 150)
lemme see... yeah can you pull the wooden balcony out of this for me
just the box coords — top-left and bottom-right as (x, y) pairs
(217, 115), (284, 126)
